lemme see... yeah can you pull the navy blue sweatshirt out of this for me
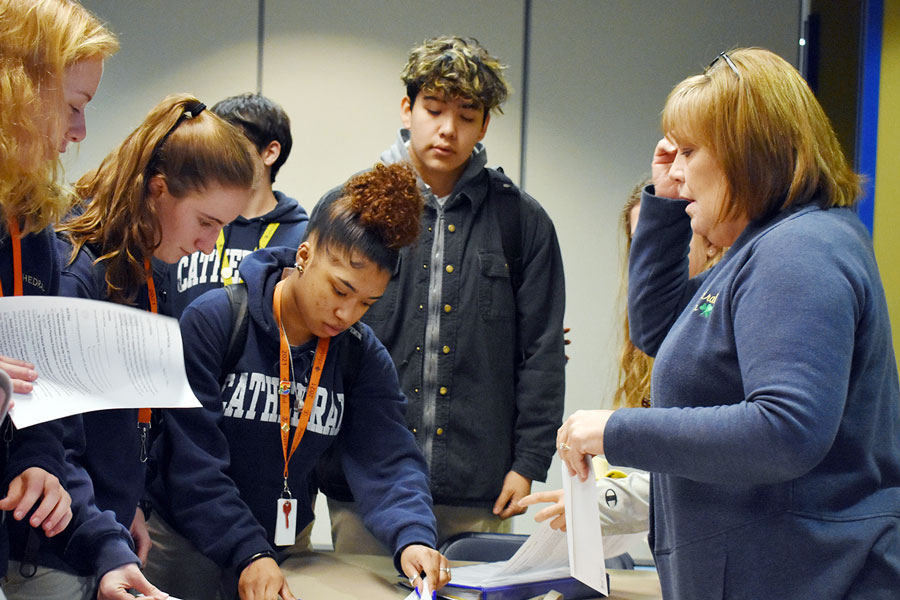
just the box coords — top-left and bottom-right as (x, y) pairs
(157, 191), (308, 319)
(12, 236), (147, 578)
(0, 225), (70, 578)
(608, 191), (900, 598)
(148, 246), (436, 572)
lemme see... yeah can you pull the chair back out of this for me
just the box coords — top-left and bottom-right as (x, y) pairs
(439, 532), (529, 562)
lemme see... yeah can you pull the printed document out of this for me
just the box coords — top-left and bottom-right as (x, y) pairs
(0, 296), (201, 428)
(563, 459), (609, 595)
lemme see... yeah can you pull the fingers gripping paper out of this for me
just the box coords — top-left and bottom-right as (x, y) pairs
(563, 459), (608, 595)
(0, 296), (201, 428)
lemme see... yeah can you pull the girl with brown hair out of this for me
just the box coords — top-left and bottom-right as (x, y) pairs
(6, 92), (259, 600)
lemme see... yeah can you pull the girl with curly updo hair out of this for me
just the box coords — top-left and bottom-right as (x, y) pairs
(144, 162), (452, 600)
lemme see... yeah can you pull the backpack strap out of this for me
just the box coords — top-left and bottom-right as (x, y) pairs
(221, 283), (250, 385)
(341, 323), (364, 390)
(486, 167), (524, 296)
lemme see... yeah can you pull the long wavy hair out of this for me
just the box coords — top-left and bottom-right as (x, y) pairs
(59, 94), (260, 304)
(614, 181), (725, 408)
(0, 0), (118, 233)
(614, 182), (655, 409)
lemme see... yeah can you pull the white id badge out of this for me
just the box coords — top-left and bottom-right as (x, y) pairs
(274, 498), (297, 546)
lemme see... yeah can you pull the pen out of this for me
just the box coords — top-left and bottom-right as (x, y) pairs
(415, 575), (435, 599)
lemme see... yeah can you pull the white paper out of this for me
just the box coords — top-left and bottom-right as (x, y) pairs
(0, 296), (201, 428)
(402, 576), (433, 599)
(563, 459), (608, 595)
(445, 521), (574, 591)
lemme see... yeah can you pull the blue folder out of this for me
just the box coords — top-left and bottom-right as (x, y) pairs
(433, 574), (607, 599)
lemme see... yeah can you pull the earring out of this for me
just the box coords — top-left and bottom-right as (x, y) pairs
(294, 263), (304, 274)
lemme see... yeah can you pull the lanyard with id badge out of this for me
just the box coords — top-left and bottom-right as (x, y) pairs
(0, 218), (23, 297)
(272, 280), (329, 546)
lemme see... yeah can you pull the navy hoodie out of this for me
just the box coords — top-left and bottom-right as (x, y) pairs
(157, 191), (308, 319)
(0, 226), (69, 578)
(148, 246), (436, 571)
(11, 236), (148, 578)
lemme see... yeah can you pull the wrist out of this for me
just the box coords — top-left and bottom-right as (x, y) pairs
(238, 550), (277, 575)
(137, 499), (153, 521)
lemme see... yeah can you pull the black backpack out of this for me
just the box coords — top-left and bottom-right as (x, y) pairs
(486, 167), (524, 296)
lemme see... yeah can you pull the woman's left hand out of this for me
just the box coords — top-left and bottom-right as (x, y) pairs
(401, 544), (452, 592)
(557, 410), (614, 481)
(0, 467), (72, 536)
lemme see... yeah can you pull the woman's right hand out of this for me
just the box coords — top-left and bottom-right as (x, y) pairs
(651, 137), (680, 199)
(518, 489), (567, 531)
(0, 354), (38, 395)
(239, 557), (295, 600)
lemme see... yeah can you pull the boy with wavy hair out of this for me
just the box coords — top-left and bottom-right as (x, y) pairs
(319, 36), (566, 552)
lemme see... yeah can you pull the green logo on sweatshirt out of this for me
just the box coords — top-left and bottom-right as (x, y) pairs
(694, 291), (718, 318)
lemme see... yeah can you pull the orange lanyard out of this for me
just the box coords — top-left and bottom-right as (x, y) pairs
(137, 258), (157, 461)
(273, 281), (329, 486)
(143, 257), (158, 315)
(0, 218), (23, 297)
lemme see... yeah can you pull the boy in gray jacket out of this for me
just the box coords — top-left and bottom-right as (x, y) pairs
(318, 36), (566, 551)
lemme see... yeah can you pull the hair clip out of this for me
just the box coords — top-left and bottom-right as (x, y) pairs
(183, 101), (206, 120)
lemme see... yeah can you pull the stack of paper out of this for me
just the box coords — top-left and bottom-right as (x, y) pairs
(426, 461), (612, 599)
(0, 296), (201, 428)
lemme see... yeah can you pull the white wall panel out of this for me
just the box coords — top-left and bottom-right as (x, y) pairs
(70, 1), (258, 181)
(262, 0), (524, 210)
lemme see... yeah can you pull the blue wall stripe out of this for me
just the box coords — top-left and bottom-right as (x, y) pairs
(856, 0), (883, 234)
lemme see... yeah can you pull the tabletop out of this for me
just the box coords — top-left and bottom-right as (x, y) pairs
(280, 552), (662, 599)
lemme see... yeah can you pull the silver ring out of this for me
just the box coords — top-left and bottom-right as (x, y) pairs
(409, 575), (418, 586)
(558, 442), (571, 451)
(440, 567), (451, 573)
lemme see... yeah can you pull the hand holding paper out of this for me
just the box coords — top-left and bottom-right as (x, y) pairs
(556, 409), (614, 481)
(562, 460), (608, 596)
(0, 296), (201, 428)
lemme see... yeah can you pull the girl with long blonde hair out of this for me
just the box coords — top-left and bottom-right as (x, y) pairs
(0, 0), (116, 593)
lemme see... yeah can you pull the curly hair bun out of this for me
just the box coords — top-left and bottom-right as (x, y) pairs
(342, 163), (423, 249)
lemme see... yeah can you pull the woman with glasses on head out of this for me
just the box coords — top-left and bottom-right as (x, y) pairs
(0, 0), (116, 594)
(5, 93), (259, 600)
(557, 48), (900, 598)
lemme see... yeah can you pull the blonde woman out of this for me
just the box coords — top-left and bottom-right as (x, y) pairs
(558, 48), (900, 597)
(0, 0), (115, 592)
